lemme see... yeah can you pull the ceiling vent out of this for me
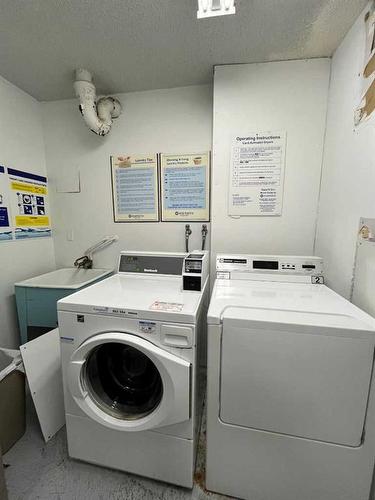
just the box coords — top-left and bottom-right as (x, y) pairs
(197, 0), (235, 19)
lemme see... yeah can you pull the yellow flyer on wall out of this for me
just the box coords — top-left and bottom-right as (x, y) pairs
(160, 152), (210, 222)
(7, 167), (51, 239)
(111, 154), (159, 222)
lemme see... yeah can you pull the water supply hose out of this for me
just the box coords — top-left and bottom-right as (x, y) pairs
(185, 224), (192, 253)
(201, 224), (208, 250)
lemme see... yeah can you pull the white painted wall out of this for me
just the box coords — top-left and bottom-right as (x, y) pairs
(0, 76), (56, 348)
(42, 85), (212, 270)
(315, 5), (374, 299)
(211, 59), (330, 270)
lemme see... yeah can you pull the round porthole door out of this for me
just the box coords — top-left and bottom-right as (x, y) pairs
(85, 342), (164, 420)
(67, 332), (191, 431)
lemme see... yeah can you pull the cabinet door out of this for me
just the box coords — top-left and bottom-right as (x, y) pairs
(26, 288), (72, 327)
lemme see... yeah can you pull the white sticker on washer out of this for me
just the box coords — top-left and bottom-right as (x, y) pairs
(150, 301), (184, 312)
(60, 336), (74, 343)
(216, 271), (230, 279)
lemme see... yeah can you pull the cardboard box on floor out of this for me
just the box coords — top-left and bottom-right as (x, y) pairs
(0, 350), (25, 454)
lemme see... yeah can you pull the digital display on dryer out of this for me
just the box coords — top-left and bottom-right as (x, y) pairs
(253, 260), (279, 270)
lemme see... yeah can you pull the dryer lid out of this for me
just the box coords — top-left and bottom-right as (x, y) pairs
(207, 279), (375, 329)
(220, 307), (375, 339)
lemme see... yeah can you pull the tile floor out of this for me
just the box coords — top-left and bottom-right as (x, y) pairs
(3, 397), (231, 500)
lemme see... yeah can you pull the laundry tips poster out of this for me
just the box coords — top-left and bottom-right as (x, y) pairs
(111, 154), (159, 222)
(4, 168), (51, 240)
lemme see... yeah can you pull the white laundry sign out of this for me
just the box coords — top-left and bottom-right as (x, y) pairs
(228, 132), (286, 216)
(150, 301), (184, 312)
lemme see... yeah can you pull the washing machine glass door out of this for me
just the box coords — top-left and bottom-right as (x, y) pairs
(85, 342), (163, 420)
(68, 331), (191, 431)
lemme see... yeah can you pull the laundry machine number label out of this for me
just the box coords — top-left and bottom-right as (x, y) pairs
(311, 275), (324, 284)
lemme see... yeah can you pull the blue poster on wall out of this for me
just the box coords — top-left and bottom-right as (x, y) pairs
(0, 166), (12, 241)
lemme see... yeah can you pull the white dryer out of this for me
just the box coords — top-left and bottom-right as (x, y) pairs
(206, 254), (375, 500)
(58, 251), (209, 488)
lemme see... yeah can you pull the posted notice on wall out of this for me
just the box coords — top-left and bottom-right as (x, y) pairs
(0, 166), (12, 241)
(7, 168), (51, 239)
(111, 155), (159, 222)
(160, 152), (210, 221)
(228, 132), (286, 216)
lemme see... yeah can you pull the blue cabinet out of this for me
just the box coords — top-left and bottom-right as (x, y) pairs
(15, 268), (113, 344)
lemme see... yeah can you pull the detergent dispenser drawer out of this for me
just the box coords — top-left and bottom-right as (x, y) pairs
(220, 318), (374, 446)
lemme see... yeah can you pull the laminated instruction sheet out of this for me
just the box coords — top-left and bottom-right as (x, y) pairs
(0, 167), (51, 240)
(111, 155), (159, 222)
(228, 132), (286, 216)
(160, 152), (210, 221)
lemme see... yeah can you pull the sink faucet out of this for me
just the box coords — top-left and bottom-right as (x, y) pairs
(74, 255), (93, 269)
(74, 235), (119, 269)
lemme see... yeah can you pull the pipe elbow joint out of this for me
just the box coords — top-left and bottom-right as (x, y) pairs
(74, 69), (122, 136)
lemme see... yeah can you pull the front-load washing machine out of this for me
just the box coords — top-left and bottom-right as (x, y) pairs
(58, 251), (209, 487)
(206, 254), (375, 500)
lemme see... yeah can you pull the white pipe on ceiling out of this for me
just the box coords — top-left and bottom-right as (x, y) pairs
(73, 68), (122, 136)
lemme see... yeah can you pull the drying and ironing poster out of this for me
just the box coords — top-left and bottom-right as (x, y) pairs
(160, 152), (210, 221)
(0, 166), (12, 241)
(7, 168), (51, 239)
(228, 132), (286, 216)
(111, 155), (159, 222)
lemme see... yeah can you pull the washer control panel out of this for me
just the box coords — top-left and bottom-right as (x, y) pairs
(184, 255), (204, 273)
(183, 251), (209, 291)
(118, 252), (186, 276)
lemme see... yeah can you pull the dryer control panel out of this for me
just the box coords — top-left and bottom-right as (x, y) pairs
(216, 254), (324, 283)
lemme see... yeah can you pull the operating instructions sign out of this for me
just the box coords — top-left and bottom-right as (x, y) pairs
(161, 152), (210, 221)
(228, 132), (286, 216)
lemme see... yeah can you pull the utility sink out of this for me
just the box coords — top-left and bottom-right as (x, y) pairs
(15, 268), (113, 344)
(15, 268), (113, 289)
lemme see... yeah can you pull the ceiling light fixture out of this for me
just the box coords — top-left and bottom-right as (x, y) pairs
(197, 0), (236, 19)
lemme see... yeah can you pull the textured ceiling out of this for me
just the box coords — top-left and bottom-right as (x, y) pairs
(0, 0), (368, 101)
